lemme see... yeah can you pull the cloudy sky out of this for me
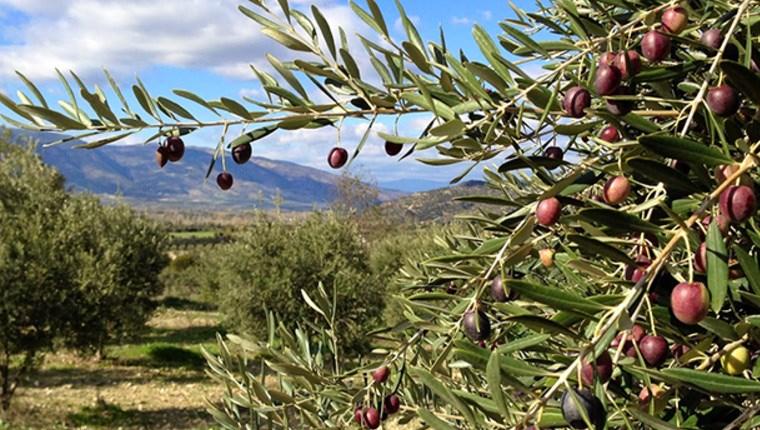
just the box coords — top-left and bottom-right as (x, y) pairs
(0, 0), (536, 188)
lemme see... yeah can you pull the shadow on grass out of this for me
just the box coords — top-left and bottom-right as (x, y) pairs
(67, 401), (211, 429)
(140, 325), (225, 345)
(112, 344), (209, 370)
(28, 365), (209, 389)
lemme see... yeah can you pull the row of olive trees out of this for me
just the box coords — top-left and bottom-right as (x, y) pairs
(0, 134), (167, 410)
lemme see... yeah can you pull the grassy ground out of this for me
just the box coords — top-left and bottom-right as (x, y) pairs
(2, 300), (224, 429)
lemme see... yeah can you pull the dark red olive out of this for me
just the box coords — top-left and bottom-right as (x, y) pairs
(701, 29), (724, 50)
(166, 136), (185, 162)
(217, 172), (233, 191)
(232, 143), (252, 164)
(327, 147), (348, 169)
(384, 395), (401, 415)
(707, 85), (741, 117)
(694, 242), (708, 273)
(720, 185), (757, 223)
(599, 125), (621, 142)
(661, 6), (688, 34)
(701, 214), (730, 236)
(563, 86), (591, 118)
(640, 335), (669, 367)
(599, 52), (617, 67)
(490, 277), (518, 302)
(625, 254), (650, 283)
(372, 366), (390, 384)
(603, 176), (631, 205)
(536, 197), (562, 226)
(354, 407), (364, 424)
(156, 146), (168, 168)
(616, 50), (641, 79)
(581, 350), (613, 385)
(385, 141), (403, 156)
(595, 64), (622, 96)
(641, 30), (671, 62)
(671, 282), (710, 325)
(363, 407), (380, 429)
(606, 85), (634, 116)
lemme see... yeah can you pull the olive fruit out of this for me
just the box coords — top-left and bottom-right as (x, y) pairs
(384, 395), (401, 415)
(599, 125), (621, 142)
(156, 146), (168, 168)
(606, 85), (634, 116)
(372, 366), (390, 384)
(639, 335), (669, 367)
(539, 249), (555, 268)
(719, 185), (756, 223)
(536, 197), (562, 226)
(217, 172), (234, 191)
(720, 346), (751, 375)
(641, 30), (671, 62)
(328, 147), (348, 169)
(598, 52), (617, 67)
(385, 141), (403, 156)
(694, 242), (708, 273)
(580, 350), (613, 385)
(707, 85), (741, 117)
(615, 50), (641, 79)
(671, 282), (710, 325)
(661, 6), (688, 34)
(544, 146), (564, 161)
(563, 86), (591, 118)
(490, 277), (517, 302)
(463, 310), (491, 341)
(603, 176), (631, 205)
(594, 64), (622, 96)
(363, 407), (380, 429)
(232, 143), (252, 165)
(166, 136), (185, 162)
(625, 254), (650, 284)
(560, 388), (606, 430)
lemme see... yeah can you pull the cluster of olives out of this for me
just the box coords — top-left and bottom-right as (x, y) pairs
(354, 366), (401, 429)
(155, 135), (253, 192)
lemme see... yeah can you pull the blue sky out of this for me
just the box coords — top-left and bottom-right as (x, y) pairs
(0, 0), (536, 187)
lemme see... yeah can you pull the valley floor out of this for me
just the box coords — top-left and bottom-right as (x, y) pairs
(2, 303), (223, 429)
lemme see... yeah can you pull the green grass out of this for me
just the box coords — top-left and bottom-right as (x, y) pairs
(169, 231), (218, 240)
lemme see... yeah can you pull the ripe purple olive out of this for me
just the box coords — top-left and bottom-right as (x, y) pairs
(384, 395), (401, 415)
(372, 366), (390, 384)
(639, 335), (669, 367)
(671, 343), (691, 359)
(694, 242), (708, 273)
(363, 407), (380, 429)
(603, 176), (631, 205)
(701, 29), (724, 50)
(599, 125), (621, 143)
(714, 164), (754, 188)
(701, 214), (730, 236)
(563, 86), (591, 118)
(544, 146), (564, 161)
(354, 407), (364, 424)
(385, 141), (403, 156)
(217, 172), (234, 191)
(463, 309), (491, 341)
(595, 64), (622, 96)
(625, 254), (650, 283)
(490, 277), (517, 302)
(561, 388), (606, 430)
(328, 147), (348, 169)
(598, 52), (617, 67)
(536, 197), (562, 226)
(166, 136), (185, 162)
(661, 6), (688, 34)
(616, 50), (641, 79)
(671, 282), (710, 325)
(641, 30), (671, 62)
(232, 143), (252, 165)
(707, 85), (741, 117)
(580, 350), (613, 385)
(156, 146), (168, 168)
(720, 185), (757, 223)
(606, 85), (634, 116)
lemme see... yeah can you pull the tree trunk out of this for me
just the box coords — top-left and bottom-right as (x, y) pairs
(0, 358), (10, 412)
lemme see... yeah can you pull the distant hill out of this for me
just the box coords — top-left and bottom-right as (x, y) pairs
(7, 130), (404, 211)
(378, 180), (503, 223)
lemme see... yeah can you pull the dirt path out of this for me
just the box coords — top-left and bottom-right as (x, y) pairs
(4, 306), (224, 429)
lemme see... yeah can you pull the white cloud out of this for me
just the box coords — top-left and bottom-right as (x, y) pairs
(393, 15), (421, 34)
(0, 0), (363, 82)
(451, 16), (472, 25)
(481, 10), (493, 21)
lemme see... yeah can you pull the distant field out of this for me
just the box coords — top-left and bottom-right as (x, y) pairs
(169, 231), (218, 240)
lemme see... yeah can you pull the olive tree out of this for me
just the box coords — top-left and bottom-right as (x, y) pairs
(3, 0), (760, 428)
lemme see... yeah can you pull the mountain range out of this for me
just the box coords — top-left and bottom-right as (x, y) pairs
(7, 129), (407, 211)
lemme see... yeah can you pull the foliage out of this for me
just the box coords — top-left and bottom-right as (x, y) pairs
(4, 0), (760, 429)
(199, 213), (385, 355)
(0, 135), (167, 409)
